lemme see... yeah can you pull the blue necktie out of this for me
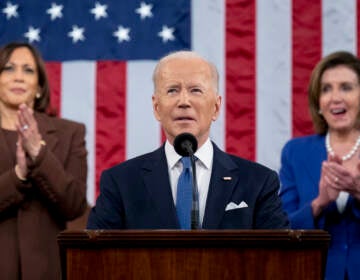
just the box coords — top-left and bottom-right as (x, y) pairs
(176, 157), (192, 229)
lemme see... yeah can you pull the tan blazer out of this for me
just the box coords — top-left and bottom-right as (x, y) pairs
(0, 112), (87, 280)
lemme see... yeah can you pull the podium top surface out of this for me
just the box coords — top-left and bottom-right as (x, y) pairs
(58, 229), (330, 249)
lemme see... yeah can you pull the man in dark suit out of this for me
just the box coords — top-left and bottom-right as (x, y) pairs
(87, 51), (289, 229)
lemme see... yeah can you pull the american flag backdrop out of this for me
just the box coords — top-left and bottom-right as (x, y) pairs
(0, 0), (359, 205)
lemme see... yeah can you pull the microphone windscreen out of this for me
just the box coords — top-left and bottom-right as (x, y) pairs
(174, 133), (198, 156)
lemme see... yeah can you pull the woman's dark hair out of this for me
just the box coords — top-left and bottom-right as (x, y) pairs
(0, 42), (52, 113)
(308, 51), (360, 134)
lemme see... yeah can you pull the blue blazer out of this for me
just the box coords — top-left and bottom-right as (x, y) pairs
(279, 135), (360, 280)
(88, 143), (289, 230)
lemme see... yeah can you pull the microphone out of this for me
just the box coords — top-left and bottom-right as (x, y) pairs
(174, 133), (200, 229)
(174, 132), (198, 157)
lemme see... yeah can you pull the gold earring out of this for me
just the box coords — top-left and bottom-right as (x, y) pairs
(36, 92), (41, 99)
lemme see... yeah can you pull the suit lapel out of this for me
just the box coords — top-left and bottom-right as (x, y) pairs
(202, 143), (239, 229)
(35, 113), (58, 152)
(141, 146), (179, 228)
(303, 136), (326, 186)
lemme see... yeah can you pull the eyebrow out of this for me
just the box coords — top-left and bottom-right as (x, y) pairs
(6, 62), (35, 67)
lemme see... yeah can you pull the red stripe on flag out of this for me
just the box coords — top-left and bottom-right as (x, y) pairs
(95, 61), (126, 198)
(225, 0), (256, 160)
(45, 62), (61, 116)
(292, 0), (321, 137)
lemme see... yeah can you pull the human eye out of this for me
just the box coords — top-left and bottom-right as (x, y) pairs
(320, 84), (331, 94)
(23, 66), (35, 74)
(167, 86), (179, 95)
(340, 82), (356, 92)
(167, 88), (177, 95)
(190, 87), (203, 95)
(2, 64), (14, 72)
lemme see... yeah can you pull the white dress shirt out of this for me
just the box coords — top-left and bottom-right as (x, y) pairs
(336, 191), (349, 213)
(165, 138), (213, 226)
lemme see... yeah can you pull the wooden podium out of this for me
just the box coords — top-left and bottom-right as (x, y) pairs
(58, 230), (330, 280)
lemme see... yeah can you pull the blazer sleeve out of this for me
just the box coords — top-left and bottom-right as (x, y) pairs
(87, 168), (124, 229)
(253, 170), (290, 229)
(26, 122), (87, 221)
(0, 169), (29, 215)
(279, 141), (317, 229)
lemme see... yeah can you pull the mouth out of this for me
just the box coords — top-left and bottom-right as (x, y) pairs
(11, 88), (26, 94)
(330, 107), (346, 116)
(174, 116), (195, 122)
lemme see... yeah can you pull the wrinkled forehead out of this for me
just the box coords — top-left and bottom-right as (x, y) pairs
(157, 58), (213, 84)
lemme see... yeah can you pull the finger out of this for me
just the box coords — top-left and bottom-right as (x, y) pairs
(17, 111), (37, 138)
(16, 138), (25, 159)
(19, 105), (34, 128)
(332, 178), (342, 190)
(323, 174), (332, 187)
(324, 174), (341, 190)
(17, 121), (29, 136)
(16, 122), (27, 137)
(19, 105), (39, 135)
(322, 163), (337, 180)
(329, 154), (343, 164)
(17, 110), (27, 132)
(323, 162), (348, 180)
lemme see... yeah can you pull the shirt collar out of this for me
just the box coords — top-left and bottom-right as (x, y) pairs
(165, 137), (213, 170)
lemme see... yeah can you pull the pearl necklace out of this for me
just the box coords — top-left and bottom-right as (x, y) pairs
(325, 132), (360, 161)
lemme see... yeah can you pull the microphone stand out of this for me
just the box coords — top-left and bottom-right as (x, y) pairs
(190, 154), (200, 229)
(174, 133), (200, 230)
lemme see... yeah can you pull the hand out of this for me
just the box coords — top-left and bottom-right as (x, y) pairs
(15, 137), (28, 180)
(322, 154), (360, 200)
(16, 103), (43, 160)
(340, 162), (360, 200)
(319, 160), (341, 202)
(312, 155), (342, 216)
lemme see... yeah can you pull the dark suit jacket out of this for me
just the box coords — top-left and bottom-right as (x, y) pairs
(279, 135), (360, 280)
(88, 143), (289, 229)
(0, 112), (87, 280)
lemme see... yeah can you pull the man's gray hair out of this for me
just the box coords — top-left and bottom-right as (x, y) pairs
(152, 50), (219, 93)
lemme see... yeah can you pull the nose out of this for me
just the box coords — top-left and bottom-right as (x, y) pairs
(328, 87), (343, 102)
(178, 89), (191, 107)
(13, 68), (25, 82)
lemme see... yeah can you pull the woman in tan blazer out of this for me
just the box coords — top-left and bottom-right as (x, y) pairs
(0, 42), (87, 279)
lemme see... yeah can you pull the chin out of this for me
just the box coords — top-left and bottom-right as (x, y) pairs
(335, 127), (356, 133)
(177, 129), (197, 136)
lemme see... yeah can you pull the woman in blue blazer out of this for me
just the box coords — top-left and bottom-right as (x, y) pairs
(279, 51), (360, 280)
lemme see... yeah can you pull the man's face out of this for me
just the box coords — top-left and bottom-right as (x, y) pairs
(152, 57), (221, 147)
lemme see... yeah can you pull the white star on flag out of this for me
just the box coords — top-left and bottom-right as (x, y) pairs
(0, 0), (192, 205)
(158, 25), (175, 43)
(113, 26), (130, 42)
(47, 3), (63, 21)
(68, 25), (85, 43)
(2, 2), (19, 19)
(24, 26), (41, 43)
(135, 2), (153, 20)
(90, 2), (108, 20)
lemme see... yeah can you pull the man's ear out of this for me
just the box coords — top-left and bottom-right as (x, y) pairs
(212, 95), (222, 121)
(152, 95), (161, 121)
